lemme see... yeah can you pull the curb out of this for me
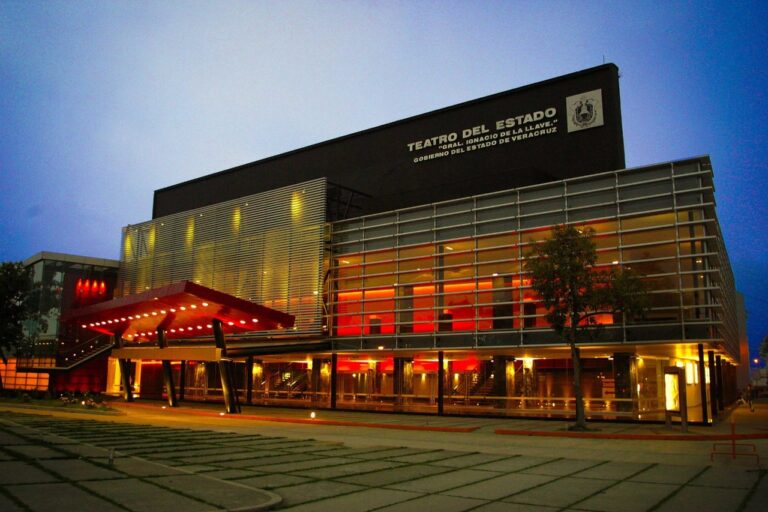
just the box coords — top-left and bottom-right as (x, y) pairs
(494, 428), (768, 441)
(115, 402), (480, 432)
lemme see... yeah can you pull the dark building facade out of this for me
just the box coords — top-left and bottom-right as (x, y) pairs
(153, 65), (624, 219)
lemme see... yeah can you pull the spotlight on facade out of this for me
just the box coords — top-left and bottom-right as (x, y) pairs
(310, 411), (316, 419)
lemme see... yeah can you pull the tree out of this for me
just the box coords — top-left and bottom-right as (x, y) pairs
(524, 225), (648, 430)
(0, 262), (32, 365)
(759, 336), (768, 361)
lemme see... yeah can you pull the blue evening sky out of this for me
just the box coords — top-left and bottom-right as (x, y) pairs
(1, 1), (767, 357)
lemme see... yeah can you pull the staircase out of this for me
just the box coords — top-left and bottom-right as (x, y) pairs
(470, 375), (495, 397)
(16, 334), (113, 372)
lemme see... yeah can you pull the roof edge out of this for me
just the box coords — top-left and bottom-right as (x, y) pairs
(23, 251), (120, 269)
(153, 64), (620, 197)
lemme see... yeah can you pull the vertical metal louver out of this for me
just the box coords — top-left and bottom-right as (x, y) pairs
(119, 178), (327, 336)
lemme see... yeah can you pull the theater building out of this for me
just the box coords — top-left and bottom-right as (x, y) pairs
(20, 64), (745, 424)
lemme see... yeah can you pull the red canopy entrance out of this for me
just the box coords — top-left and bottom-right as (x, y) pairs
(62, 281), (295, 343)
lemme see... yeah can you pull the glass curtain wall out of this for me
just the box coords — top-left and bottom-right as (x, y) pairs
(329, 159), (735, 352)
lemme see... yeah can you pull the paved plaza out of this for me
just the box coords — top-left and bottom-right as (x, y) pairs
(0, 403), (766, 511)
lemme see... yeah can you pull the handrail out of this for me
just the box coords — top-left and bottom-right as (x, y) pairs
(16, 333), (113, 371)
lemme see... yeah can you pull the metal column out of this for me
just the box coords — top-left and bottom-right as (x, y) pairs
(179, 361), (186, 401)
(715, 355), (724, 411)
(697, 344), (708, 424)
(213, 318), (240, 414)
(162, 360), (178, 407)
(118, 358), (134, 402)
(156, 327), (177, 407)
(246, 356), (254, 405)
(708, 350), (718, 420)
(437, 351), (445, 416)
(330, 353), (338, 409)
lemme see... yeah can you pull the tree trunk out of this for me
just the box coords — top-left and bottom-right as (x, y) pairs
(570, 342), (587, 430)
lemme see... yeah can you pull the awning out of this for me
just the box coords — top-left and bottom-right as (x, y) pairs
(62, 281), (295, 343)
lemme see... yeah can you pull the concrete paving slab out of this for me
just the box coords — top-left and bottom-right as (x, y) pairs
(240, 453), (322, 469)
(176, 449), (285, 464)
(305, 446), (396, 458)
(153, 434), (219, 442)
(572, 481), (678, 512)
(234, 472), (314, 489)
(58, 443), (120, 458)
(446, 471), (556, 500)
(473, 502), (559, 512)
(214, 435), (280, 444)
(6, 481), (124, 512)
(387, 450), (466, 463)
(279, 488), (422, 512)
(0, 460), (60, 484)
(741, 473), (768, 512)
(240, 440), (319, 450)
(628, 464), (706, 484)
(149, 474), (281, 510)
(281, 444), (341, 454)
(82, 478), (217, 512)
(293, 460), (405, 479)
(4, 444), (66, 459)
(107, 457), (188, 477)
(196, 468), (260, 479)
(688, 466), (760, 489)
(374, 493), (486, 512)
(154, 446), (248, 458)
(388, 468), (495, 493)
(161, 463), (219, 472)
(273, 480), (366, 507)
(140, 455), (184, 464)
(0, 492), (24, 511)
(353, 447), (431, 460)
(505, 476), (614, 508)
(91, 441), (167, 450)
(572, 461), (651, 480)
(257, 456), (356, 473)
(30, 434), (79, 445)
(214, 458), (287, 469)
(429, 452), (509, 467)
(119, 442), (207, 454)
(473, 455), (556, 472)
(654, 486), (750, 512)
(37, 458), (125, 480)
(522, 458), (603, 476)
(0, 431), (26, 445)
(338, 464), (450, 487)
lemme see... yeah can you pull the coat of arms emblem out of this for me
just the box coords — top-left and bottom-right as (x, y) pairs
(566, 89), (604, 133)
(572, 99), (597, 127)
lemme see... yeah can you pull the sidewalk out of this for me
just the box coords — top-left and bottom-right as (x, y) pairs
(110, 397), (768, 441)
(1, 404), (766, 512)
(0, 414), (281, 511)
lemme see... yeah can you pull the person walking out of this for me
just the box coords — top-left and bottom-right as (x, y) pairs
(744, 384), (755, 412)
